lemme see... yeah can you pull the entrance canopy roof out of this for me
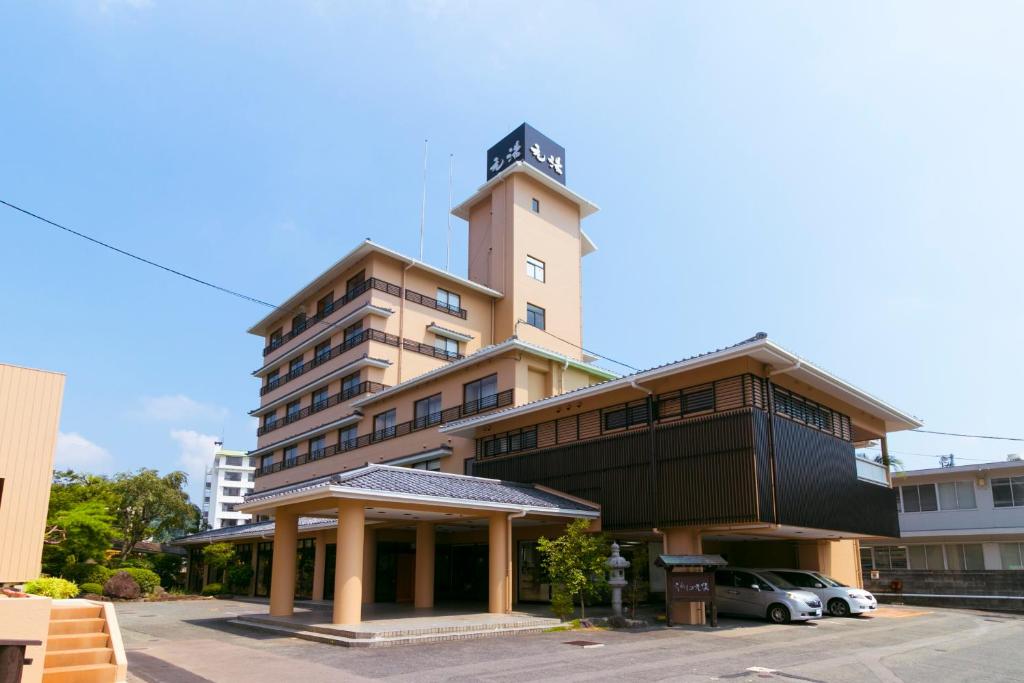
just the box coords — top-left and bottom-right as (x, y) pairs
(235, 464), (600, 520)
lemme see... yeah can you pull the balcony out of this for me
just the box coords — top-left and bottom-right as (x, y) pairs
(263, 277), (402, 356)
(257, 389), (513, 477)
(261, 329), (400, 395)
(257, 381), (388, 436)
(856, 457), (889, 486)
(402, 339), (464, 362)
(405, 288), (467, 319)
(472, 374), (899, 537)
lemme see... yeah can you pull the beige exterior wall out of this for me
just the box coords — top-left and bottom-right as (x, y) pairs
(0, 364), (65, 584)
(467, 174), (585, 359)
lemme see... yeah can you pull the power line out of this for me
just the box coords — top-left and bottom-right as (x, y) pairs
(912, 428), (1024, 443)
(515, 318), (641, 372)
(1, 199), (283, 310)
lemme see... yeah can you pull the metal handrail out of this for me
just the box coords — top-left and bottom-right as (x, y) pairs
(404, 288), (467, 319)
(260, 329), (399, 395)
(257, 381), (388, 436)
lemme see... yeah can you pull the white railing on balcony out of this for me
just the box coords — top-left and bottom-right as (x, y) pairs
(856, 456), (889, 486)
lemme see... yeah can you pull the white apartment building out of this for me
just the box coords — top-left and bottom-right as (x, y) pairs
(862, 458), (1024, 571)
(202, 446), (255, 529)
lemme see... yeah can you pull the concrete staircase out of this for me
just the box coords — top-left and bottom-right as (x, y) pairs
(42, 601), (126, 683)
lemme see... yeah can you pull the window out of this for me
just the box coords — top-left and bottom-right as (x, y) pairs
(315, 340), (332, 363)
(339, 426), (358, 449)
(284, 446), (298, 464)
(312, 387), (329, 409)
(286, 400), (301, 420)
(464, 374), (498, 408)
(414, 394), (443, 429)
(526, 255), (545, 282)
(999, 543), (1024, 570)
(870, 545), (909, 570)
(289, 357), (304, 376)
(346, 270), (366, 295)
(222, 487), (241, 497)
(603, 403), (649, 431)
(261, 454), (275, 470)
(291, 313), (307, 334)
(341, 372), (361, 396)
(526, 303), (545, 330)
(317, 293), (334, 317)
(344, 321), (363, 344)
(221, 503), (235, 512)
(436, 288), (461, 314)
(908, 544), (946, 570)
(269, 328), (283, 345)
(993, 476), (1024, 508)
(373, 409), (396, 440)
(412, 459), (441, 471)
(225, 456), (243, 467)
(223, 472), (242, 482)
(682, 385), (715, 414)
(309, 436), (326, 458)
(938, 481), (976, 510)
(434, 336), (459, 357)
(946, 543), (984, 570)
(901, 484), (938, 513)
(531, 197), (540, 213)
(266, 369), (279, 388)
(263, 411), (277, 428)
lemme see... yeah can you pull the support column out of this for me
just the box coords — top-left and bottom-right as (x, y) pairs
(312, 531), (327, 601)
(488, 513), (509, 614)
(663, 527), (704, 625)
(362, 526), (377, 604)
(268, 508), (298, 616)
(333, 501), (365, 625)
(414, 522), (436, 609)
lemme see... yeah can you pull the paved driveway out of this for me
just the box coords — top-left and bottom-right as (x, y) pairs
(118, 599), (1024, 682)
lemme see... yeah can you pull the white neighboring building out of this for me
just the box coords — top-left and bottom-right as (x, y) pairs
(202, 446), (255, 529)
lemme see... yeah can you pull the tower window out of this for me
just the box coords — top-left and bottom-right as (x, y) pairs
(526, 255), (545, 282)
(526, 303), (546, 330)
(531, 198), (540, 213)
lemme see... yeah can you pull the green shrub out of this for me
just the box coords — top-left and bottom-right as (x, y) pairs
(110, 556), (155, 570)
(120, 567), (161, 594)
(79, 582), (104, 595)
(103, 572), (141, 600)
(226, 564), (253, 593)
(63, 563), (113, 586)
(24, 577), (79, 599)
(201, 582), (224, 596)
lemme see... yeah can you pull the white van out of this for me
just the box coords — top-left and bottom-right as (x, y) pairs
(765, 569), (877, 617)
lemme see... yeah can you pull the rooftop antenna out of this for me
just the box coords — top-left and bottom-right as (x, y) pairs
(446, 153), (454, 271)
(419, 139), (428, 261)
(940, 454), (955, 468)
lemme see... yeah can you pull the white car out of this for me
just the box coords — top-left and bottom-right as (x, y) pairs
(766, 569), (877, 617)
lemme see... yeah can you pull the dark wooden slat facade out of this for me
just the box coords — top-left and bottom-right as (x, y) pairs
(474, 404), (899, 537)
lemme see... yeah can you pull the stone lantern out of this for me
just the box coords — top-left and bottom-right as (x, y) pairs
(605, 541), (631, 616)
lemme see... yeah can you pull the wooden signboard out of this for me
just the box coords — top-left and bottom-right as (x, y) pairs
(655, 555), (726, 628)
(668, 571), (715, 601)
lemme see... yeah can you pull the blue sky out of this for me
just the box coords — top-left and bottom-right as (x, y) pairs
(2, 1), (1022, 503)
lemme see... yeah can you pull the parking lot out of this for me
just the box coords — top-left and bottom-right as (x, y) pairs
(117, 598), (1024, 682)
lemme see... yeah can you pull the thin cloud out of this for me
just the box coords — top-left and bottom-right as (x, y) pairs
(133, 394), (228, 423)
(170, 429), (219, 501)
(55, 431), (115, 474)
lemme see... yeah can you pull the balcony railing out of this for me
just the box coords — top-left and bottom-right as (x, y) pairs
(856, 457), (889, 486)
(260, 329), (400, 395)
(405, 288), (467, 319)
(257, 381), (388, 436)
(263, 277), (402, 356)
(257, 389), (513, 476)
(402, 339), (464, 362)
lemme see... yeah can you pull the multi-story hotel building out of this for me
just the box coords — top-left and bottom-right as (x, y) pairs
(201, 446), (255, 530)
(178, 124), (921, 629)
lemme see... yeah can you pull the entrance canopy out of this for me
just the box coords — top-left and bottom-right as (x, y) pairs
(235, 464), (600, 524)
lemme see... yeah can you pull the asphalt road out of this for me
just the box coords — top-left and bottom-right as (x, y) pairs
(118, 599), (1024, 682)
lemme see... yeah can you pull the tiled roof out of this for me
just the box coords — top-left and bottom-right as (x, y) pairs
(174, 517), (336, 545)
(245, 464), (598, 513)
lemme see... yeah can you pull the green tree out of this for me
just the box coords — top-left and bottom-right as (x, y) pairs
(536, 519), (608, 620)
(42, 471), (117, 573)
(112, 469), (196, 559)
(201, 542), (236, 572)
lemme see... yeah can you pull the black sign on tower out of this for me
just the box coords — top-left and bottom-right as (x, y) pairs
(485, 123), (566, 184)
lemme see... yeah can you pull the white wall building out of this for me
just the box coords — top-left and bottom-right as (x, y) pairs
(862, 458), (1024, 571)
(202, 446), (255, 529)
